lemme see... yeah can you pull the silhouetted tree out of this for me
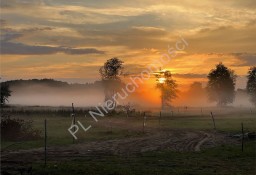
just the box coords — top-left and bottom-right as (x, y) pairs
(124, 102), (133, 118)
(246, 67), (256, 107)
(99, 58), (124, 108)
(156, 70), (178, 110)
(189, 82), (203, 93)
(206, 63), (236, 107)
(184, 82), (207, 105)
(1, 83), (11, 106)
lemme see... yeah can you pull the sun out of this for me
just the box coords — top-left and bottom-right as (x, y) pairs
(158, 77), (166, 84)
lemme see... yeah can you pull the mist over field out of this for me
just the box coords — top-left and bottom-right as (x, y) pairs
(1, 0), (256, 175)
(8, 81), (104, 107)
(6, 79), (253, 108)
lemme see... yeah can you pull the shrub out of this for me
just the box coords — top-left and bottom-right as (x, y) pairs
(1, 114), (41, 141)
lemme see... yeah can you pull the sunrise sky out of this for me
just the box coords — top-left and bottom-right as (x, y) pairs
(1, 0), (256, 90)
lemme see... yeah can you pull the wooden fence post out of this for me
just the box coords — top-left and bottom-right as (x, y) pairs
(241, 122), (244, 152)
(210, 112), (216, 130)
(72, 103), (75, 144)
(159, 111), (161, 126)
(143, 112), (146, 133)
(109, 118), (113, 134)
(44, 119), (47, 167)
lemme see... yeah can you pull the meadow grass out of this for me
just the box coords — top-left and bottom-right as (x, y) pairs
(2, 107), (256, 174)
(1, 107), (256, 150)
(32, 140), (256, 175)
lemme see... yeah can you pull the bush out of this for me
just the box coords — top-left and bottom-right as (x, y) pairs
(1, 115), (41, 141)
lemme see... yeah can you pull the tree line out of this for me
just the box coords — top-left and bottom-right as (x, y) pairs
(1, 58), (255, 108)
(99, 58), (256, 108)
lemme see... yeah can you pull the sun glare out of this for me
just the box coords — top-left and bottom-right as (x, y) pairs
(158, 77), (166, 84)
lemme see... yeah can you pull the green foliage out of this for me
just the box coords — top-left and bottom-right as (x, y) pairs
(0, 82), (11, 106)
(99, 57), (124, 81)
(32, 141), (256, 175)
(2, 107), (256, 149)
(246, 67), (256, 107)
(156, 70), (178, 108)
(3, 78), (104, 89)
(206, 63), (236, 106)
(4, 78), (69, 88)
(1, 115), (41, 141)
(99, 58), (124, 107)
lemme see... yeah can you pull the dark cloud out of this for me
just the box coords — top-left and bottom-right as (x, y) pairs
(0, 25), (54, 43)
(59, 10), (85, 17)
(173, 74), (207, 79)
(2, 0), (255, 56)
(247, 19), (256, 27)
(0, 40), (105, 55)
(187, 25), (256, 53)
(1, 25), (54, 34)
(230, 0), (256, 9)
(1, 33), (23, 41)
(76, 16), (169, 49)
(1, 0), (46, 8)
(21, 27), (54, 32)
(231, 53), (256, 66)
(0, 24), (105, 55)
(0, 19), (7, 26)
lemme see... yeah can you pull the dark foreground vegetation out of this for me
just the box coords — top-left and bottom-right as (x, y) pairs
(1, 106), (256, 175)
(29, 141), (256, 175)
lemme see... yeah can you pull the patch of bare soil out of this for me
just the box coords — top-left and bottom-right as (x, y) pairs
(1, 129), (239, 173)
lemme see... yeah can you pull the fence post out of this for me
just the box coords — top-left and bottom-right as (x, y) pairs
(241, 122), (244, 152)
(159, 111), (161, 126)
(109, 118), (113, 134)
(210, 112), (216, 130)
(143, 112), (146, 133)
(44, 119), (47, 167)
(72, 103), (75, 144)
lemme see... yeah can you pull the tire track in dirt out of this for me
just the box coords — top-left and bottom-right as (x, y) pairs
(194, 132), (211, 151)
(183, 132), (211, 152)
(1, 129), (237, 171)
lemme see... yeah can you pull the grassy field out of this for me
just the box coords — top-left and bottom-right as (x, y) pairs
(32, 141), (256, 175)
(1, 106), (256, 175)
(2, 107), (255, 150)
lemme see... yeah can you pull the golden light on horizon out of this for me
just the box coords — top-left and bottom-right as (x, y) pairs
(158, 77), (166, 84)
(0, 0), (253, 91)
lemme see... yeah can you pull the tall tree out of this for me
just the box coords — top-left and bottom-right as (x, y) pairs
(206, 63), (236, 107)
(185, 82), (207, 105)
(189, 82), (204, 94)
(155, 70), (178, 110)
(246, 67), (256, 107)
(99, 58), (124, 108)
(1, 83), (11, 106)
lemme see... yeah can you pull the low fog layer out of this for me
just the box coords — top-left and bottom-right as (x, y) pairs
(9, 81), (104, 107)
(6, 79), (253, 108)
